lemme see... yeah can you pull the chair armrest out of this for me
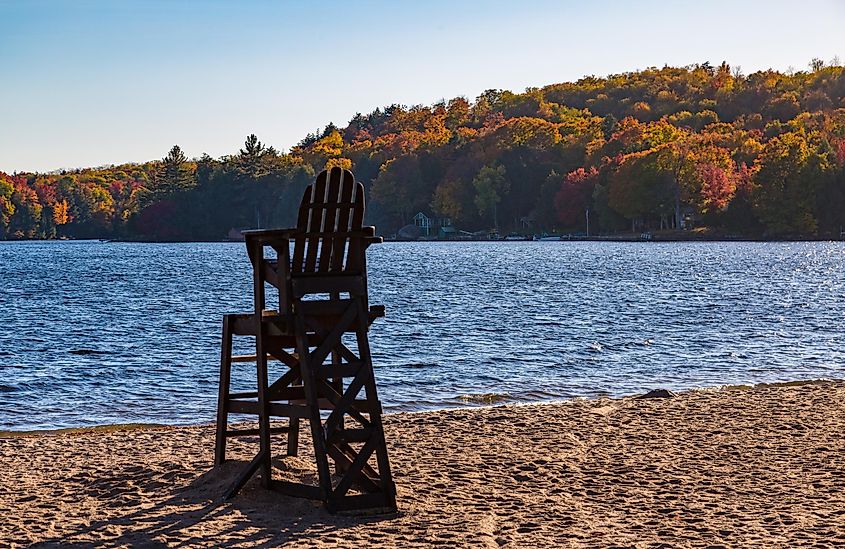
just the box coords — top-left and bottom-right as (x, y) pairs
(242, 228), (301, 244)
(243, 227), (382, 245)
(351, 227), (383, 245)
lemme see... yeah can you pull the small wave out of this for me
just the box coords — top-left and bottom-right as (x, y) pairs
(0, 384), (15, 393)
(457, 392), (511, 405)
(403, 362), (437, 369)
(68, 349), (109, 356)
(752, 379), (833, 389)
(696, 378), (834, 393)
(0, 351), (12, 356)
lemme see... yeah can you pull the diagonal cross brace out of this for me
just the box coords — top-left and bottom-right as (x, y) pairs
(316, 378), (372, 430)
(331, 436), (379, 498)
(322, 367), (372, 440)
(327, 444), (380, 493)
(304, 301), (358, 368)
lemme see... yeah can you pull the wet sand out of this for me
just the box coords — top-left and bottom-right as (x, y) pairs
(2, 381), (845, 547)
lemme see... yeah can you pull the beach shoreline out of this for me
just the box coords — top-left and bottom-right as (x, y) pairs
(1, 378), (835, 437)
(2, 380), (845, 546)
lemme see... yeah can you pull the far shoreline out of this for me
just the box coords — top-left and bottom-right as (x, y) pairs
(4, 235), (845, 244)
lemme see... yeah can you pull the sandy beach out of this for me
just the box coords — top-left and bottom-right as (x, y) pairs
(2, 381), (845, 547)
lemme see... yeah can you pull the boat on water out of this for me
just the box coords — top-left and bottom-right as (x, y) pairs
(533, 233), (562, 241)
(503, 233), (530, 241)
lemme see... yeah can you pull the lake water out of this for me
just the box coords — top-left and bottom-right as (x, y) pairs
(1, 240), (844, 431)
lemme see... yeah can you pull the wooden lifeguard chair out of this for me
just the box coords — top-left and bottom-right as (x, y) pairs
(214, 167), (396, 514)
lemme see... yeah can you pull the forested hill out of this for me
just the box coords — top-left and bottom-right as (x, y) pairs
(3, 61), (845, 241)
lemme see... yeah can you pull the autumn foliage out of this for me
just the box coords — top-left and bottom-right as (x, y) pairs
(3, 60), (845, 240)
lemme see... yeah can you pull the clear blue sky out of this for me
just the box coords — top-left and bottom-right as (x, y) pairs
(1, 0), (844, 173)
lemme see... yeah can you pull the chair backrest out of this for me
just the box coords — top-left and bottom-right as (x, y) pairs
(291, 167), (365, 275)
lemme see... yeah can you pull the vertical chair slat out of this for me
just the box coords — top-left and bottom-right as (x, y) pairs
(330, 171), (355, 272)
(346, 182), (366, 271)
(303, 172), (328, 273)
(318, 168), (342, 272)
(350, 180), (364, 230)
(292, 177), (318, 273)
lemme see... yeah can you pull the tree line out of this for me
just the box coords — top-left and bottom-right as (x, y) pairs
(2, 59), (845, 240)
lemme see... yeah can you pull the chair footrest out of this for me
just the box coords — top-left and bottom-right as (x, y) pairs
(225, 426), (289, 437)
(228, 399), (314, 418)
(318, 361), (364, 378)
(328, 427), (373, 443)
(228, 391), (258, 399)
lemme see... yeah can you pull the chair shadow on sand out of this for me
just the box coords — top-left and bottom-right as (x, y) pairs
(30, 456), (396, 547)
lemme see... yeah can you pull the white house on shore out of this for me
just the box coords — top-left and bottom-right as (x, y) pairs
(412, 211), (452, 237)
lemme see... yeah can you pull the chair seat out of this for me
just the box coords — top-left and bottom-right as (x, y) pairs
(225, 305), (385, 338)
(291, 273), (366, 298)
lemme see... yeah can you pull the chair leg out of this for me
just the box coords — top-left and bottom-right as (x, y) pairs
(324, 296), (396, 512)
(255, 321), (274, 487)
(331, 348), (345, 475)
(287, 417), (299, 456)
(215, 316), (234, 466)
(354, 299), (397, 510)
(295, 305), (334, 501)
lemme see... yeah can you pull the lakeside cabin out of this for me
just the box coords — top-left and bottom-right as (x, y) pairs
(397, 211), (454, 239)
(413, 211), (453, 237)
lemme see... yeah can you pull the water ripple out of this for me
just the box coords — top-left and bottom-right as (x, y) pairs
(1, 240), (845, 430)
